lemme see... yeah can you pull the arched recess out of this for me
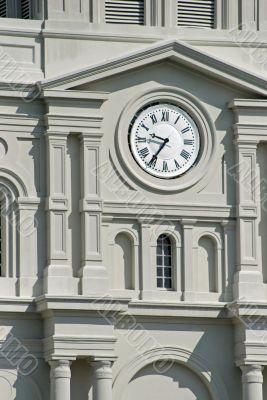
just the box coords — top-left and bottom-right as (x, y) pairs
(0, 171), (28, 296)
(113, 347), (229, 400)
(196, 232), (222, 294)
(109, 228), (139, 292)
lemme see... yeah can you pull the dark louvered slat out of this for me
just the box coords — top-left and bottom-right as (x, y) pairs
(0, 0), (7, 18)
(105, 0), (144, 25)
(178, 0), (215, 28)
(20, 0), (31, 19)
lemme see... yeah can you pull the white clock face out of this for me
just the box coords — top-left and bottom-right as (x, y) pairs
(129, 103), (200, 179)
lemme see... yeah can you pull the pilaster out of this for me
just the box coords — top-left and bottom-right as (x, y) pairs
(233, 139), (264, 300)
(78, 132), (108, 295)
(182, 219), (196, 301)
(139, 221), (153, 300)
(44, 132), (76, 295)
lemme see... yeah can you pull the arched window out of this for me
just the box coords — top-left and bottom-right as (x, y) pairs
(156, 234), (172, 289)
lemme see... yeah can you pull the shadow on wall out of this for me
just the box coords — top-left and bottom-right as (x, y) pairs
(123, 361), (211, 400)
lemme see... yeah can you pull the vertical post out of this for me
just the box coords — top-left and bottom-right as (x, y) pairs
(258, 0), (267, 31)
(139, 221), (153, 299)
(240, 0), (258, 30)
(78, 133), (108, 295)
(234, 140), (264, 300)
(241, 365), (264, 400)
(44, 132), (76, 295)
(92, 360), (113, 400)
(221, 220), (236, 301)
(18, 198), (39, 296)
(182, 219), (196, 301)
(163, 0), (177, 28)
(49, 360), (72, 400)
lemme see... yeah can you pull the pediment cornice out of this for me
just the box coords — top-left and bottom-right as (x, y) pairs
(40, 39), (267, 96)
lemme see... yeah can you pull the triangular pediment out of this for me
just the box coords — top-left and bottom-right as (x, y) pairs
(41, 39), (267, 97)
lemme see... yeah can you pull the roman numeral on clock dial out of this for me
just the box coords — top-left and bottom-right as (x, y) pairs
(174, 159), (180, 169)
(150, 114), (157, 124)
(141, 123), (149, 131)
(161, 111), (169, 121)
(184, 139), (194, 145)
(181, 126), (190, 134)
(136, 136), (146, 143)
(174, 115), (181, 124)
(163, 161), (169, 172)
(138, 147), (149, 158)
(180, 149), (190, 160)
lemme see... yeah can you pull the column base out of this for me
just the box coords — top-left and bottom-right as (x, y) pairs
(44, 265), (78, 295)
(233, 271), (265, 301)
(79, 265), (109, 296)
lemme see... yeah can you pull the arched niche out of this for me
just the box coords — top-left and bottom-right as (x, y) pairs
(113, 347), (229, 400)
(113, 232), (134, 290)
(123, 362), (211, 400)
(196, 233), (222, 294)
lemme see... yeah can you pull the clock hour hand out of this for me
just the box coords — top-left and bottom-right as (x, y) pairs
(149, 133), (165, 141)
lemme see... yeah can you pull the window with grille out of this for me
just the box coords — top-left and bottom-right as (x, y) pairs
(177, 0), (215, 28)
(105, 0), (145, 25)
(156, 234), (173, 290)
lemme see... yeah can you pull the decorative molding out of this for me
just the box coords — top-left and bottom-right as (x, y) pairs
(113, 346), (229, 400)
(40, 39), (267, 95)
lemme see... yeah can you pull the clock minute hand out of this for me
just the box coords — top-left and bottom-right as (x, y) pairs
(154, 137), (169, 157)
(147, 137), (169, 167)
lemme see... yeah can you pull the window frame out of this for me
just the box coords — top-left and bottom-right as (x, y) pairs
(156, 234), (173, 291)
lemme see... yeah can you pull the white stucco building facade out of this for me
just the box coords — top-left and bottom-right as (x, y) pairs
(1, 1), (267, 399)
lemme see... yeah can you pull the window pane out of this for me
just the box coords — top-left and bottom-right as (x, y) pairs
(157, 267), (163, 277)
(157, 256), (162, 266)
(164, 256), (171, 266)
(157, 278), (163, 288)
(164, 245), (171, 256)
(164, 268), (172, 278)
(164, 279), (172, 289)
(157, 245), (162, 255)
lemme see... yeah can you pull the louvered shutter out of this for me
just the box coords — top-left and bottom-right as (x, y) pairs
(0, 0), (7, 17)
(177, 0), (215, 28)
(20, 0), (31, 19)
(105, 0), (145, 25)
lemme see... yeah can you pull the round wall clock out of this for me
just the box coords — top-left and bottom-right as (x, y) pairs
(129, 103), (200, 179)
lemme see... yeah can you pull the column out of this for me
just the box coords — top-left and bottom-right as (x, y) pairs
(182, 219), (196, 301)
(44, 132), (76, 295)
(49, 360), (71, 400)
(92, 360), (113, 400)
(241, 365), (264, 400)
(78, 132), (108, 295)
(234, 140), (264, 300)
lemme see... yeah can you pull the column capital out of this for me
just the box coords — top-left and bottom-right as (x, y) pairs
(79, 131), (103, 142)
(181, 218), (197, 227)
(241, 364), (264, 384)
(49, 359), (72, 378)
(91, 360), (113, 379)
